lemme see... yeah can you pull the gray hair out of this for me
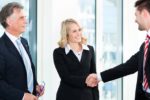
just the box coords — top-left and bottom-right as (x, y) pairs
(0, 2), (23, 28)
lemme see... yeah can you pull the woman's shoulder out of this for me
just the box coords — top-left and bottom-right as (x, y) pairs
(53, 47), (65, 54)
(87, 45), (94, 50)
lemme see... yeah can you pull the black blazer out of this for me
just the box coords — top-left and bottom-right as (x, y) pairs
(53, 45), (99, 100)
(0, 33), (37, 100)
(101, 42), (150, 100)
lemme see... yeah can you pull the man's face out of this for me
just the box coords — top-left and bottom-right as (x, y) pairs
(135, 8), (146, 31)
(6, 8), (27, 35)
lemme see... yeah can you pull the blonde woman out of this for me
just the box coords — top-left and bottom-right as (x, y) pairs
(53, 18), (99, 100)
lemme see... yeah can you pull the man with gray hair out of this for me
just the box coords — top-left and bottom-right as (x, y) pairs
(0, 2), (44, 100)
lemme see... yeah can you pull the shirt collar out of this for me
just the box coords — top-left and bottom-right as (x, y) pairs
(148, 29), (150, 36)
(65, 44), (89, 54)
(5, 31), (19, 43)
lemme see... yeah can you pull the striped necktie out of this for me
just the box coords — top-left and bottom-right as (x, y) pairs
(16, 38), (34, 93)
(143, 35), (150, 90)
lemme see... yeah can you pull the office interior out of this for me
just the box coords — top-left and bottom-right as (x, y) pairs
(0, 0), (147, 100)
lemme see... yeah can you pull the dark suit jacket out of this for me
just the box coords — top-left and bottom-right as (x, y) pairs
(101, 42), (150, 100)
(53, 45), (99, 100)
(0, 33), (37, 100)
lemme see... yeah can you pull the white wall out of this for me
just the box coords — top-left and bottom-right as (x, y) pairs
(37, 0), (58, 100)
(123, 0), (145, 100)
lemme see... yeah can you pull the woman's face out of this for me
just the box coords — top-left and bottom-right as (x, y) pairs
(67, 23), (82, 43)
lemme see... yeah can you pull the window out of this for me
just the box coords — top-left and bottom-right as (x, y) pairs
(78, 0), (96, 47)
(97, 0), (123, 100)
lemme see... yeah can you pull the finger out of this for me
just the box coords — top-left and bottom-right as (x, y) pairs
(34, 96), (38, 100)
(86, 75), (91, 83)
(36, 86), (40, 92)
(86, 77), (93, 85)
(87, 75), (95, 83)
(87, 78), (95, 86)
(40, 90), (44, 96)
(87, 78), (98, 87)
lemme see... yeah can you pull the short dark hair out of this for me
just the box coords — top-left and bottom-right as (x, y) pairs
(0, 2), (23, 28)
(135, 0), (150, 13)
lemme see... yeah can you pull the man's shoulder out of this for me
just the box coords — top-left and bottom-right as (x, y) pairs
(0, 35), (5, 46)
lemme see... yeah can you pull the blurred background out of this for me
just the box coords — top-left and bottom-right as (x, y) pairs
(0, 0), (146, 100)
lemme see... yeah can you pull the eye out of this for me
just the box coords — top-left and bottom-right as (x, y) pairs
(73, 30), (77, 33)
(79, 28), (82, 31)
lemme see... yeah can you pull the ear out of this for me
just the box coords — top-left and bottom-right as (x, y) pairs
(6, 18), (10, 25)
(142, 9), (150, 18)
(6, 17), (12, 26)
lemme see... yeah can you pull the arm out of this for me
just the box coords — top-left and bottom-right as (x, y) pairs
(53, 49), (88, 88)
(86, 46), (99, 86)
(87, 46), (99, 100)
(0, 53), (24, 100)
(89, 46), (96, 73)
(101, 52), (139, 82)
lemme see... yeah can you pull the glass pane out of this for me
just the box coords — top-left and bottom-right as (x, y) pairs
(78, 0), (96, 48)
(100, 0), (123, 100)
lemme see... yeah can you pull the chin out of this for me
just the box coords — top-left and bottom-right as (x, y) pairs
(138, 27), (144, 31)
(20, 31), (25, 34)
(21, 29), (26, 33)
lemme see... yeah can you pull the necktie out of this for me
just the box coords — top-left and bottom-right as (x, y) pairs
(16, 38), (34, 93)
(143, 35), (150, 90)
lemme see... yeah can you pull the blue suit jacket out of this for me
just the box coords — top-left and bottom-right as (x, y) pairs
(0, 33), (37, 100)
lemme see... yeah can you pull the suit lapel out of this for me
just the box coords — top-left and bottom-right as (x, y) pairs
(80, 50), (89, 64)
(21, 38), (30, 57)
(20, 38), (34, 70)
(145, 43), (150, 86)
(67, 49), (90, 64)
(2, 34), (23, 61)
(67, 50), (80, 63)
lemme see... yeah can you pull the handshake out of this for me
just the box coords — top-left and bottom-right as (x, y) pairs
(85, 73), (100, 87)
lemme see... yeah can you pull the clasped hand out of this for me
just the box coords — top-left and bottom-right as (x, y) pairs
(85, 73), (99, 87)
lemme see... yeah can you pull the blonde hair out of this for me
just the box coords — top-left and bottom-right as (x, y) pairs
(58, 18), (87, 48)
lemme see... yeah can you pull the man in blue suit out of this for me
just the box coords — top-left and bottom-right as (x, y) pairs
(0, 2), (43, 100)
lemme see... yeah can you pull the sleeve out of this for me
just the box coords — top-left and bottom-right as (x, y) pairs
(88, 46), (99, 100)
(101, 51), (139, 82)
(89, 46), (96, 73)
(53, 49), (88, 88)
(0, 52), (24, 100)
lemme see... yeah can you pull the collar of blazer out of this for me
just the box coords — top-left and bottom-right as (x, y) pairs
(65, 44), (89, 55)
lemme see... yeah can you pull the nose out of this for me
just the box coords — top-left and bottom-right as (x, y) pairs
(77, 31), (81, 36)
(24, 18), (28, 24)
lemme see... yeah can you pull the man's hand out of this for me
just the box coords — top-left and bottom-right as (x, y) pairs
(36, 84), (44, 97)
(85, 73), (99, 87)
(24, 93), (38, 100)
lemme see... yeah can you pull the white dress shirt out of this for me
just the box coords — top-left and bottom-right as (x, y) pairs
(65, 44), (89, 61)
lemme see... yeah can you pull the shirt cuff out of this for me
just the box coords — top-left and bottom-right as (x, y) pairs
(97, 73), (103, 82)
